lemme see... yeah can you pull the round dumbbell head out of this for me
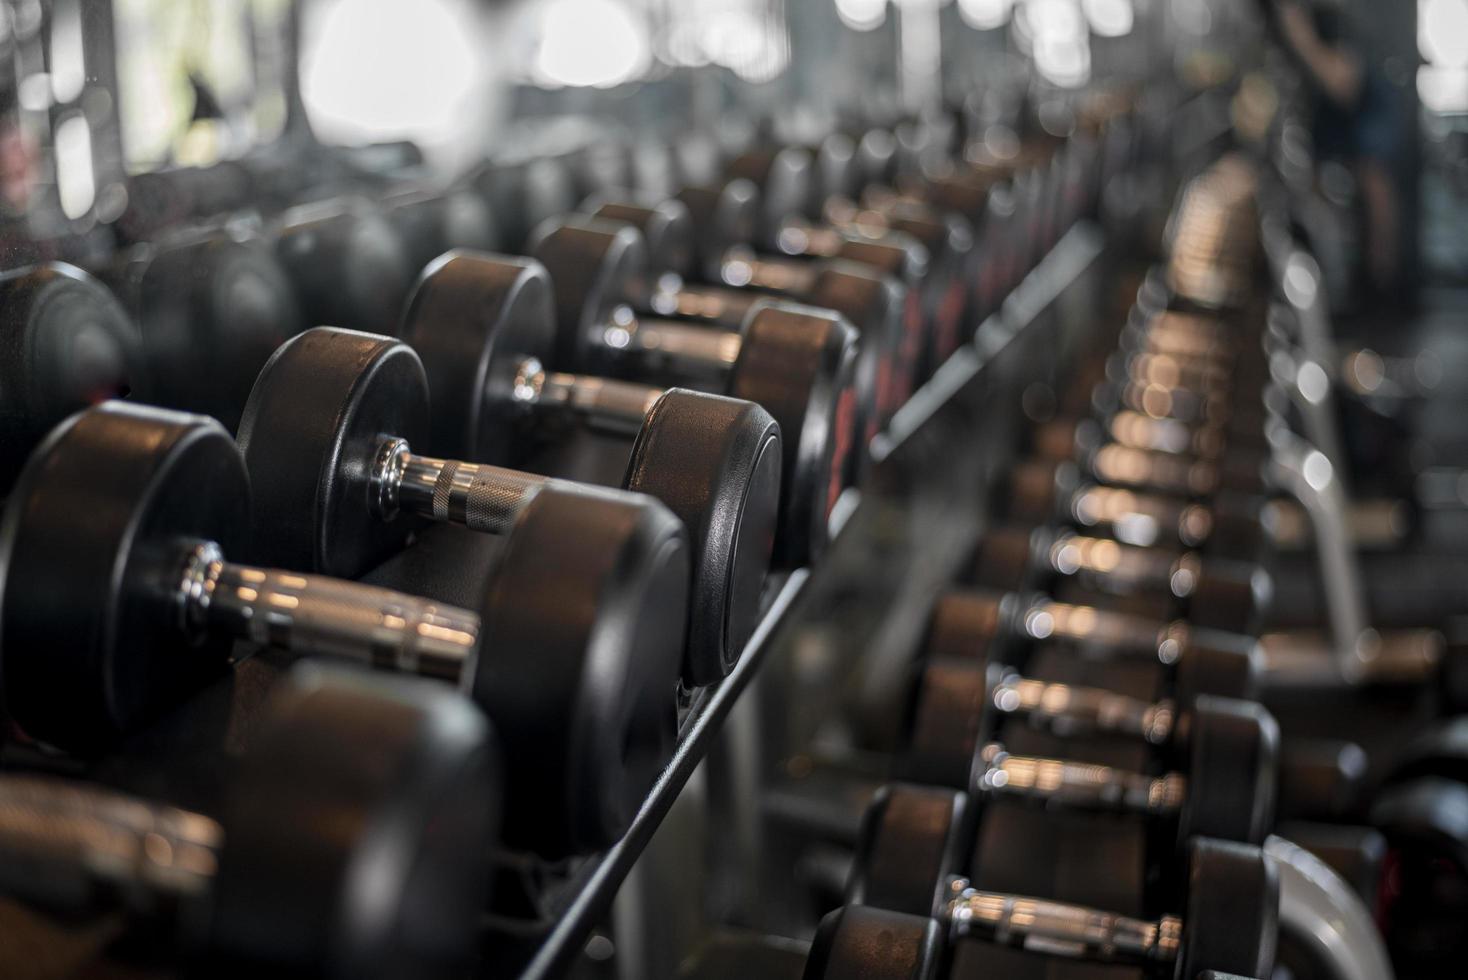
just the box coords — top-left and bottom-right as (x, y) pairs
(856, 128), (898, 188)
(473, 482), (689, 855)
(0, 263), (148, 489)
(1178, 838), (1279, 980)
(804, 905), (944, 980)
(105, 232), (303, 433)
(400, 251), (557, 465)
(207, 666), (500, 980)
(728, 302), (859, 568)
(804, 259), (905, 435)
(848, 783), (971, 917)
(832, 231), (929, 286)
(726, 146), (814, 240)
(382, 186), (499, 275)
(814, 132), (860, 204)
(675, 179), (761, 282)
(1186, 558), (1273, 634)
(900, 660), (992, 792)
(1173, 629), (1261, 702)
(625, 389), (781, 685)
(968, 525), (1049, 592)
(528, 215), (648, 372)
(271, 198), (414, 338)
(0, 402), (249, 751)
(923, 591), (1008, 661)
(587, 195), (696, 280)
(237, 327), (429, 577)
(1178, 696), (1279, 844)
(1005, 458), (1076, 524)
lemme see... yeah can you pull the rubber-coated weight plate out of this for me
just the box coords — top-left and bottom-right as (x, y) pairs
(0, 402), (247, 750)
(624, 389), (780, 685)
(474, 484), (688, 856)
(237, 327), (429, 577)
(728, 303), (858, 567)
(400, 251), (557, 465)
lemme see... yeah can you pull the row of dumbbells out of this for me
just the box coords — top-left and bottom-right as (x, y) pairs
(670, 158), (1284, 980)
(0, 99), (1140, 976)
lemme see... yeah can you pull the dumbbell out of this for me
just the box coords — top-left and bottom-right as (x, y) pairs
(710, 149), (972, 405)
(237, 324), (775, 685)
(0, 667), (498, 980)
(380, 183), (499, 280)
(813, 824), (1277, 980)
(967, 524), (1271, 632)
(900, 659), (1277, 847)
(924, 588), (1261, 702)
(572, 192), (905, 442)
(0, 401), (688, 855)
(1003, 457), (1268, 561)
(820, 193), (975, 382)
(502, 227), (857, 565)
(96, 226), (304, 433)
(0, 262), (148, 490)
(269, 197), (416, 338)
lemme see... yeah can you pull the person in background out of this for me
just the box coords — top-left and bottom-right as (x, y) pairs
(1267, 0), (1406, 304)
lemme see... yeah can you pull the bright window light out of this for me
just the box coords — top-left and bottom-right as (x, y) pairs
(1082, 0), (1133, 37)
(1421, 0), (1468, 68)
(701, 10), (788, 83)
(835, 0), (887, 32)
(55, 112), (95, 219)
(49, 0), (85, 103)
(533, 0), (650, 88)
(1419, 65), (1468, 112)
(302, 0), (479, 145)
(959, 0), (1014, 30)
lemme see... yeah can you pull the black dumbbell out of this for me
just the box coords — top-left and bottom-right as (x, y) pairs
(814, 821), (1277, 980)
(723, 132), (977, 384)
(967, 524), (1271, 632)
(97, 227), (304, 433)
(269, 197), (416, 338)
(380, 183), (499, 278)
(237, 324), (774, 686)
(579, 189), (909, 439)
(0, 402), (687, 855)
(462, 150), (578, 252)
(1004, 458), (1268, 561)
(0, 262), (148, 491)
(821, 192), (975, 384)
(0, 667), (499, 980)
(900, 659), (1277, 846)
(499, 228), (857, 566)
(924, 589), (1261, 702)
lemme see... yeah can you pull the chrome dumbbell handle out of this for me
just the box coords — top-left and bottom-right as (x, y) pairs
(1045, 532), (1202, 599)
(513, 356), (664, 436)
(603, 312), (743, 375)
(990, 672), (1175, 744)
(942, 876), (1183, 968)
(975, 744), (1187, 817)
(1014, 596), (1192, 666)
(716, 247), (817, 294)
(372, 437), (547, 535)
(1068, 483), (1215, 549)
(176, 542), (478, 684)
(0, 776), (221, 917)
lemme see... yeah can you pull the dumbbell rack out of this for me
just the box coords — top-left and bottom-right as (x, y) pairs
(493, 224), (1107, 978)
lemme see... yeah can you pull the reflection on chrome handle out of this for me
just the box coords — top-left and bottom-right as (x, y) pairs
(0, 775), (222, 917)
(177, 541), (477, 683)
(372, 437), (547, 535)
(943, 876), (1182, 967)
(991, 672), (1174, 744)
(976, 744), (1186, 816)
